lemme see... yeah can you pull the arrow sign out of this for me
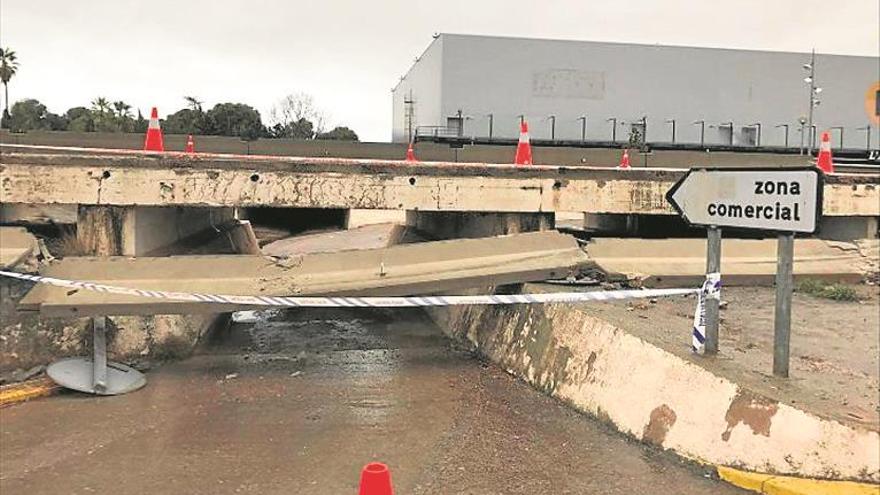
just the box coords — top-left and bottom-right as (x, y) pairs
(666, 167), (823, 233)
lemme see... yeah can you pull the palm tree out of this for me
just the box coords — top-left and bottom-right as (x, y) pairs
(91, 97), (111, 114)
(112, 100), (132, 118)
(183, 96), (203, 112)
(0, 47), (20, 118)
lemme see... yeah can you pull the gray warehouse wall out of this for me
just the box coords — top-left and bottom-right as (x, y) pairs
(393, 34), (879, 148)
(392, 36), (445, 143)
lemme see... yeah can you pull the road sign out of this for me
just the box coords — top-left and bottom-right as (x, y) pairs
(666, 167), (823, 234)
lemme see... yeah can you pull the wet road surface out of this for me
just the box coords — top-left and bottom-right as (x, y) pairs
(0, 308), (746, 494)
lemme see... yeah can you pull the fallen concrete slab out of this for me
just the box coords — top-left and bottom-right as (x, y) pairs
(261, 223), (407, 257)
(19, 231), (588, 316)
(585, 238), (878, 286)
(0, 227), (38, 269)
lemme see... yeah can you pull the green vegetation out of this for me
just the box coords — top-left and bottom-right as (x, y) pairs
(0, 47), (19, 119)
(0, 52), (358, 141)
(796, 279), (860, 301)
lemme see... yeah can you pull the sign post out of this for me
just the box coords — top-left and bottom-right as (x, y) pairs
(705, 226), (721, 354)
(667, 167), (823, 374)
(773, 233), (795, 377)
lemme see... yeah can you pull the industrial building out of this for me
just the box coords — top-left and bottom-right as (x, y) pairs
(391, 34), (879, 150)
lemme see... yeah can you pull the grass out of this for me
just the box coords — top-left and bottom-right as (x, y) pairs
(796, 278), (860, 302)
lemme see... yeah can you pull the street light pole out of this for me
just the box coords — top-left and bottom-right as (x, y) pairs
(749, 123), (762, 147)
(547, 115), (556, 141)
(577, 115), (587, 141)
(607, 117), (618, 142)
(830, 126), (844, 149)
(665, 119), (676, 143)
(486, 113), (494, 141)
(693, 120), (706, 147)
(775, 124), (789, 148)
(720, 122), (734, 146)
(803, 49), (822, 156)
(857, 125), (873, 149)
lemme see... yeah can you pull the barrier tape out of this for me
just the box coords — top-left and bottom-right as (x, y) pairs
(692, 272), (722, 354)
(0, 270), (699, 308)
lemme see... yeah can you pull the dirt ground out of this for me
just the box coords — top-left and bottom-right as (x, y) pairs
(0, 307), (745, 494)
(576, 283), (880, 431)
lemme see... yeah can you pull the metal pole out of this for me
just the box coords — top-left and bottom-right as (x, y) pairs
(608, 118), (617, 142)
(93, 316), (108, 393)
(487, 114), (493, 141)
(773, 233), (794, 377)
(666, 119), (676, 143)
(550, 116), (556, 141)
(776, 124), (789, 148)
(705, 227), (722, 354)
(806, 49), (816, 156)
(578, 116), (587, 141)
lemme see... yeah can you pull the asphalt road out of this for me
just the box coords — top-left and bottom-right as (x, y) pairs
(0, 307), (746, 494)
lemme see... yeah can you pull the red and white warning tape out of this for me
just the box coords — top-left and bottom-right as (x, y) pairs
(0, 270), (699, 308)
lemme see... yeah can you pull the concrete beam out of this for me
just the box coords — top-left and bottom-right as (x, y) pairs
(3, 146), (877, 216)
(19, 231), (589, 316)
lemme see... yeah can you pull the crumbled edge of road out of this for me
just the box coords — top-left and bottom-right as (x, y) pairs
(717, 466), (880, 495)
(0, 376), (61, 407)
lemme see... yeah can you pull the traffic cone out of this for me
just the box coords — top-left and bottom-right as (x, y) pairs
(143, 107), (164, 152)
(816, 131), (834, 173)
(358, 462), (393, 495)
(514, 121), (532, 166)
(618, 148), (631, 169)
(185, 134), (195, 153)
(405, 142), (416, 162)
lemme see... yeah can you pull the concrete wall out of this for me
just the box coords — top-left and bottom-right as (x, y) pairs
(394, 34), (879, 147)
(2, 129), (821, 167)
(426, 297), (879, 482)
(76, 206), (234, 256)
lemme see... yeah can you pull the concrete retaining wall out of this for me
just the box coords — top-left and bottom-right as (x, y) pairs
(0, 276), (226, 373)
(427, 297), (880, 482)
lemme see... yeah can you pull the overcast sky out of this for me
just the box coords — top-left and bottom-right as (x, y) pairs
(2, 0), (878, 142)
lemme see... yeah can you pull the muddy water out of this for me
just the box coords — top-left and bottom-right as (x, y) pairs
(0, 308), (745, 494)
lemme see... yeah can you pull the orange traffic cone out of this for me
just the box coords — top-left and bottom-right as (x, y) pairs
(358, 462), (393, 495)
(143, 107), (164, 152)
(618, 148), (631, 169)
(816, 131), (834, 173)
(514, 121), (532, 166)
(405, 142), (416, 162)
(185, 134), (195, 153)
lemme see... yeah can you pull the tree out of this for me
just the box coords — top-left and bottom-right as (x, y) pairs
(285, 117), (315, 140)
(317, 126), (359, 141)
(205, 102), (264, 139)
(0, 47), (19, 122)
(164, 96), (207, 134)
(89, 97), (134, 132)
(66, 106), (94, 132)
(5, 99), (66, 132)
(269, 92), (327, 139)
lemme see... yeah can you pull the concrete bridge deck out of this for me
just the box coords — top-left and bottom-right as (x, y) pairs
(2, 144), (878, 216)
